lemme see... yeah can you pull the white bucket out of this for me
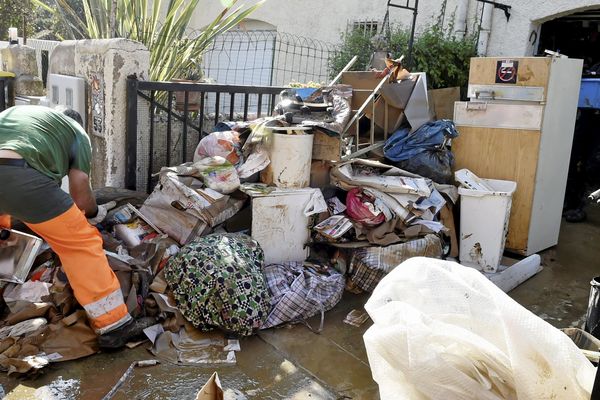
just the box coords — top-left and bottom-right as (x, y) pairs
(458, 178), (517, 273)
(261, 133), (314, 189)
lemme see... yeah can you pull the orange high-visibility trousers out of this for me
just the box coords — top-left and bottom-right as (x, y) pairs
(0, 206), (131, 334)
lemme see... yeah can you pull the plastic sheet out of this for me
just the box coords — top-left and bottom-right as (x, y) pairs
(364, 257), (597, 400)
(383, 120), (458, 162)
(193, 131), (242, 166)
(384, 120), (458, 184)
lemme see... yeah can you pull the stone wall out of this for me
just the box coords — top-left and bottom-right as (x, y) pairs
(49, 39), (150, 188)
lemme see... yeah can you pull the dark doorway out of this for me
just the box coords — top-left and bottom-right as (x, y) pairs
(538, 8), (600, 222)
(538, 8), (600, 75)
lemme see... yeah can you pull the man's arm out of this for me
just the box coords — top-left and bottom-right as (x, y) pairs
(68, 169), (98, 218)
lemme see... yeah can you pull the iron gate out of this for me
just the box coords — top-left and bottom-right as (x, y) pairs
(125, 77), (285, 192)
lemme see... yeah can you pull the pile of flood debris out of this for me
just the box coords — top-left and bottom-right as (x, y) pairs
(0, 64), (566, 381)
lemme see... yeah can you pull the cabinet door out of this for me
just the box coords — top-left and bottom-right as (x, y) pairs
(469, 57), (550, 89)
(452, 126), (541, 254)
(454, 102), (544, 131)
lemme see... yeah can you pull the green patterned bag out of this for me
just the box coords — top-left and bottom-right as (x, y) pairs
(165, 234), (271, 336)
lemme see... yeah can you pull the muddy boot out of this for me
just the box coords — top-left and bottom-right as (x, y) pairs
(98, 316), (157, 350)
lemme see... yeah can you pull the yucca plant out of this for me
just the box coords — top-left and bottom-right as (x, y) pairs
(34, 0), (264, 81)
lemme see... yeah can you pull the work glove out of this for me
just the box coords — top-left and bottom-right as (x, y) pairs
(87, 201), (117, 225)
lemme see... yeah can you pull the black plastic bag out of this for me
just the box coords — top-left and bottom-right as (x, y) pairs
(391, 147), (455, 184)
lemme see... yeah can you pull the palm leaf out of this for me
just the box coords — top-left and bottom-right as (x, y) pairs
(46, 0), (264, 89)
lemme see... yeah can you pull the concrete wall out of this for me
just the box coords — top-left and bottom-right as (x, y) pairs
(483, 0), (600, 57)
(49, 39), (150, 188)
(190, 0), (600, 57)
(190, 0), (460, 44)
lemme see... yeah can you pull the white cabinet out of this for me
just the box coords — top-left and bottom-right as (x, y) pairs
(453, 57), (583, 255)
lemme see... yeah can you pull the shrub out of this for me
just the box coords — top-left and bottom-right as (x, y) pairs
(329, 23), (477, 91)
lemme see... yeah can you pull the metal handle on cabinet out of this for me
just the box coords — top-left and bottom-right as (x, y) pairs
(465, 102), (487, 111)
(474, 90), (495, 100)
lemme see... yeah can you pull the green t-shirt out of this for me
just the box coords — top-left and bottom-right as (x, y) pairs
(0, 105), (92, 182)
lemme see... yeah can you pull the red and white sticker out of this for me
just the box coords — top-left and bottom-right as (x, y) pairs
(496, 60), (518, 84)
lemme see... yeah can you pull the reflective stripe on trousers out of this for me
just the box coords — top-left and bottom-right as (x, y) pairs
(1, 205), (131, 334)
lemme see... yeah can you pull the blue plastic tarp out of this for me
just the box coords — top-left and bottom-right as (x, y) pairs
(383, 120), (459, 162)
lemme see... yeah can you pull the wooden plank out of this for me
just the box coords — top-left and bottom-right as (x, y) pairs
(312, 129), (342, 161)
(452, 126), (541, 253)
(351, 90), (372, 112)
(428, 87), (460, 120)
(340, 71), (383, 90)
(469, 57), (550, 89)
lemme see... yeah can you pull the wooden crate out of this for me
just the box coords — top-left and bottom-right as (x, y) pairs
(428, 87), (460, 120)
(340, 71), (413, 135)
(312, 129), (342, 161)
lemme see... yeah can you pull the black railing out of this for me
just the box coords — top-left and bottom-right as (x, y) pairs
(125, 78), (286, 192)
(0, 77), (15, 112)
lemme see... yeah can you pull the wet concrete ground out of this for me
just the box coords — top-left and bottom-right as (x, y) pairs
(0, 204), (598, 399)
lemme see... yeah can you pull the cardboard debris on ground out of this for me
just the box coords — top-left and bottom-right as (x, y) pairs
(149, 323), (238, 365)
(196, 372), (224, 400)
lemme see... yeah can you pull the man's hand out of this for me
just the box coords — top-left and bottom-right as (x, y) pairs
(68, 169), (98, 217)
(87, 201), (117, 225)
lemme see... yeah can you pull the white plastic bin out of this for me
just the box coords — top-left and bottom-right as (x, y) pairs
(251, 188), (319, 264)
(458, 178), (517, 273)
(260, 133), (313, 189)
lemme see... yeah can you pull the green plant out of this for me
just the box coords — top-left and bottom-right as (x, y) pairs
(328, 28), (375, 78)
(0, 0), (67, 41)
(34, 0), (264, 81)
(185, 58), (202, 81)
(330, 20), (477, 92)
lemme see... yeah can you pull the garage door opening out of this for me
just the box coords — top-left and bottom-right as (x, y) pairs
(538, 8), (600, 74)
(538, 8), (600, 223)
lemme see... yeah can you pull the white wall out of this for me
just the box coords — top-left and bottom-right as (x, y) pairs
(190, 0), (463, 45)
(484, 0), (600, 56)
(190, 0), (600, 58)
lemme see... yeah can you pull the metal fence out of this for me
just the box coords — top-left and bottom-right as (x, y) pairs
(124, 30), (338, 191)
(201, 30), (337, 87)
(126, 78), (286, 192)
(1, 31), (339, 189)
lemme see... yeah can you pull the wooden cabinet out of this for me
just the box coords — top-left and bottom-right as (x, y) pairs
(453, 57), (583, 255)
